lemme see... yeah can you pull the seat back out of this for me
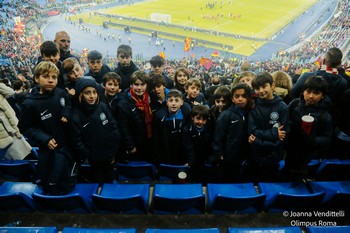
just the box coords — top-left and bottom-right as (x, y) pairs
(32, 183), (99, 213)
(207, 183), (265, 214)
(306, 226), (350, 233)
(158, 164), (189, 182)
(0, 160), (36, 181)
(63, 228), (137, 233)
(315, 159), (350, 181)
(116, 161), (156, 182)
(0, 227), (58, 233)
(152, 184), (205, 214)
(92, 183), (150, 214)
(0, 182), (36, 212)
(145, 228), (219, 233)
(228, 227), (302, 233)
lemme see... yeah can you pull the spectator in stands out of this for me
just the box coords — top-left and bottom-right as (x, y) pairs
(210, 83), (252, 182)
(69, 78), (121, 184)
(54, 31), (78, 62)
(102, 71), (124, 120)
(153, 89), (191, 165)
(285, 76), (333, 181)
(173, 67), (190, 94)
(117, 71), (154, 162)
(85, 50), (111, 84)
(6, 80), (27, 118)
(209, 85), (231, 121)
(292, 48), (347, 107)
(113, 44), (139, 91)
(272, 71), (293, 104)
(149, 55), (174, 89)
(183, 104), (213, 182)
(233, 71), (254, 88)
(148, 73), (169, 113)
(39, 41), (65, 89)
(183, 78), (208, 109)
(247, 72), (289, 182)
(205, 75), (221, 107)
(19, 61), (76, 195)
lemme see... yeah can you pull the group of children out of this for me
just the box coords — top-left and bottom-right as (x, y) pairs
(15, 41), (341, 195)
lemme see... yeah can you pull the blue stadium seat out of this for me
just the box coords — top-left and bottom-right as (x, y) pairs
(306, 226), (350, 233)
(32, 183), (99, 213)
(0, 227), (58, 233)
(258, 182), (325, 212)
(158, 164), (190, 182)
(62, 227), (136, 233)
(145, 228), (219, 233)
(207, 183), (265, 214)
(116, 161), (156, 182)
(0, 160), (36, 181)
(227, 227), (302, 233)
(309, 180), (350, 210)
(152, 183), (205, 214)
(92, 183), (150, 214)
(314, 159), (350, 180)
(0, 182), (36, 212)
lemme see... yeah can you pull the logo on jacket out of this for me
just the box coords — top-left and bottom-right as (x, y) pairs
(100, 112), (109, 125)
(269, 112), (279, 125)
(60, 97), (65, 106)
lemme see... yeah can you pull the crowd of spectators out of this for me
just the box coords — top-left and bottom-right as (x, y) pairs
(0, 0), (349, 85)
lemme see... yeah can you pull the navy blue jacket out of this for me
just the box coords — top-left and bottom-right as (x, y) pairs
(211, 104), (249, 165)
(69, 101), (120, 162)
(183, 93), (208, 109)
(113, 61), (139, 91)
(248, 95), (289, 165)
(85, 64), (111, 84)
(153, 103), (191, 165)
(19, 87), (72, 149)
(287, 96), (333, 157)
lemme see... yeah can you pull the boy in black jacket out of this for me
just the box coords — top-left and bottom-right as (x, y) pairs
(69, 78), (121, 184)
(247, 72), (289, 182)
(153, 89), (191, 165)
(284, 75), (333, 181)
(19, 61), (76, 195)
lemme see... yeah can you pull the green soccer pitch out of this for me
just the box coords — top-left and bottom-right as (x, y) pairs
(71, 0), (317, 56)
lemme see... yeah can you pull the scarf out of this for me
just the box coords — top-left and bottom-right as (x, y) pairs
(319, 65), (338, 74)
(130, 89), (153, 138)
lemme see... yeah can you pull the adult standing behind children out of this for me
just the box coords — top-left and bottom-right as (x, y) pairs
(19, 61), (77, 195)
(113, 44), (139, 91)
(247, 72), (289, 182)
(85, 50), (111, 84)
(54, 31), (79, 62)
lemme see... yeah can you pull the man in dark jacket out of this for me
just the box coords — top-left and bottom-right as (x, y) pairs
(54, 31), (79, 62)
(113, 44), (139, 91)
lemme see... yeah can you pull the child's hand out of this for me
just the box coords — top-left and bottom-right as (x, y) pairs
(66, 88), (76, 96)
(61, 117), (68, 123)
(248, 134), (256, 144)
(48, 138), (58, 150)
(278, 125), (286, 141)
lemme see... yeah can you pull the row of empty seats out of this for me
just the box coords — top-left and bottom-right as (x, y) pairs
(1, 226), (350, 233)
(0, 180), (349, 214)
(1, 159), (350, 183)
